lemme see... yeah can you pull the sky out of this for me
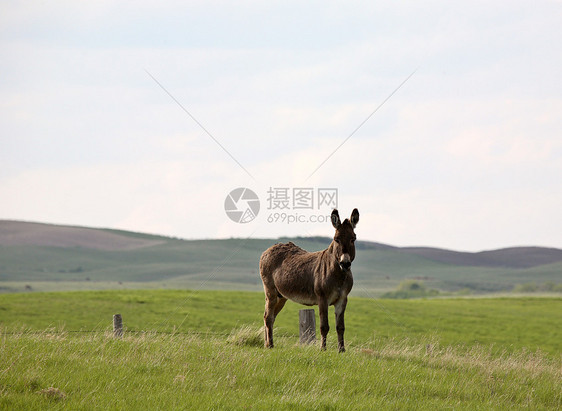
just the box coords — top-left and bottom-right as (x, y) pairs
(1, 1), (561, 251)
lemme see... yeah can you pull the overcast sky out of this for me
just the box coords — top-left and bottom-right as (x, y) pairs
(1, 1), (561, 251)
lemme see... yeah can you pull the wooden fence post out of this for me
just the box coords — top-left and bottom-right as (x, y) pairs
(113, 314), (123, 338)
(299, 309), (316, 345)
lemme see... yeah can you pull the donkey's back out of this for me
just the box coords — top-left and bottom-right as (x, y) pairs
(260, 241), (307, 270)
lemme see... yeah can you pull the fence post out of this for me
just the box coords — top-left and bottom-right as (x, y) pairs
(299, 309), (316, 345)
(113, 314), (123, 338)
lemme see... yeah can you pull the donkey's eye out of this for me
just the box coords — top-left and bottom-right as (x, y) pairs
(351, 238), (356, 243)
(335, 238), (341, 244)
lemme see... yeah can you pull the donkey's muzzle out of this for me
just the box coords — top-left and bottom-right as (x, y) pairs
(339, 254), (352, 271)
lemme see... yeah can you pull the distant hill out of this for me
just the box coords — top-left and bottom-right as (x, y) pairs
(284, 235), (562, 269)
(1, 220), (561, 295)
(0, 220), (166, 250)
(401, 246), (562, 269)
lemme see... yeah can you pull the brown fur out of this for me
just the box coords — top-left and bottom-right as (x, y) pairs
(259, 208), (359, 352)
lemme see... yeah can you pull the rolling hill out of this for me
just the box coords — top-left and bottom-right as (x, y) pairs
(1, 220), (561, 295)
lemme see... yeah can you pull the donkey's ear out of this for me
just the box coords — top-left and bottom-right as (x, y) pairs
(350, 208), (359, 229)
(331, 209), (341, 229)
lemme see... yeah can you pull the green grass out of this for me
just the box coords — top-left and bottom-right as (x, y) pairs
(1, 331), (560, 409)
(1, 290), (561, 354)
(1, 290), (561, 409)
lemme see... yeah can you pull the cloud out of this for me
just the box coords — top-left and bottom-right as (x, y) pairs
(1, 1), (561, 251)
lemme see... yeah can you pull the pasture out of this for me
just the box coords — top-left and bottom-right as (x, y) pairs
(1, 290), (561, 409)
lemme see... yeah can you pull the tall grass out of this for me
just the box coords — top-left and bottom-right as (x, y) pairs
(1, 330), (560, 410)
(1, 290), (561, 408)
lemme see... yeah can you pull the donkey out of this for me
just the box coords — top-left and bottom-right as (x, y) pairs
(259, 208), (359, 352)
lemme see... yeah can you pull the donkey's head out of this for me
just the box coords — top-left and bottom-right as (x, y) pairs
(330, 208), (359, 271)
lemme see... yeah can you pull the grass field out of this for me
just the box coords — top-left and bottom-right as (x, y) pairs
(1, 290), (561, 409)
(1, 290), (561, 354)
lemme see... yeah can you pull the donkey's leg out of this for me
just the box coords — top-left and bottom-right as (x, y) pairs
(274, 297), (287, 318)
(264, 297), (287, 347)
(318, 298), (329, 350)
(263, 291), (278, 348)
(334, 296), (348, 353)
